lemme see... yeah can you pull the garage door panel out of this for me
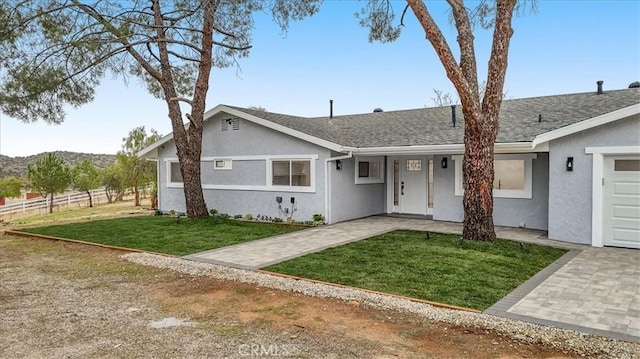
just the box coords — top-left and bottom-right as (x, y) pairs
(612, 228), (640, 245)
(613, 181), (640, 195)
(612, 195), (640, 206)
(611, 217), (640, 230)
(613, 204), (640, 219)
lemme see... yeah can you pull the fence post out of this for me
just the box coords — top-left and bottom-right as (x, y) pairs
(23, 202), (26, 213)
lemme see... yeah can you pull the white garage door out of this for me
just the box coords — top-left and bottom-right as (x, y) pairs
(603, 156), (640, 249)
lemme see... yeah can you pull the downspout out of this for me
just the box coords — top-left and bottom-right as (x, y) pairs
(324, 151), (353, 224)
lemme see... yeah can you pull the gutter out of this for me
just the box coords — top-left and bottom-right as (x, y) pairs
(343, 142), (543, 156)
(324, 151), (353, 224)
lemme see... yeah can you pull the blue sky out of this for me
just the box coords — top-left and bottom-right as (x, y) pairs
(1, 0), (638, 157)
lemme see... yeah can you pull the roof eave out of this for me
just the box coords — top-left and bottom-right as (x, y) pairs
(137, 105), (345, 158)
(346, 142), (543, 156)
(532, 103), (640, 147)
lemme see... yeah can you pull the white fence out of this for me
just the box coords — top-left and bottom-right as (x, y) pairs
(0, 190), (108, 219)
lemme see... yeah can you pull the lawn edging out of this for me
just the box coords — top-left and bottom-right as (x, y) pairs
(4, 229), (178, 258)
(256, 269), (481, 313)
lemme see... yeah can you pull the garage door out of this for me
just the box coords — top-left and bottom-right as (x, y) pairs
(603, 156), (640, 249)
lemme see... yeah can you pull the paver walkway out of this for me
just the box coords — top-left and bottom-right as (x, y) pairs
(487, 247), (640, 343)
(184, 216), (640, 343)
(183, 216), (564, 270)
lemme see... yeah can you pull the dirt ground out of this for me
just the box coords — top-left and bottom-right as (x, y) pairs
(0, 235), (575, 359)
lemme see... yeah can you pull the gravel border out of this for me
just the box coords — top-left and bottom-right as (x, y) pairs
(123, 253), (640, 359)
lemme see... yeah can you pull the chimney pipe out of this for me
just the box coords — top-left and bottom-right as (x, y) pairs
(597, 80), (604, 95)
(329, 99), (333, 118)
(451, 105), (456, 127)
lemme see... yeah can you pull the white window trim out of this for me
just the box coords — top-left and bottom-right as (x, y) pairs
(585, 145), (640, 247)
(452, 154), (537, 199)
(354, 156), (385, 184)
(165, 155), (317, 193)
(267, 157), (316, 192)
(214, 159), (232, 170)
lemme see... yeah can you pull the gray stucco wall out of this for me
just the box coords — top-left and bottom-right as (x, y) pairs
(548, 114), (640, 244)
(158, 112), (330, 222)
(433, 153), (550, 230)
(328, 156), (385, 223)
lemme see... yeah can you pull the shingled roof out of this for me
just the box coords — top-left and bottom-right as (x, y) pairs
(228, 88), (640, 148)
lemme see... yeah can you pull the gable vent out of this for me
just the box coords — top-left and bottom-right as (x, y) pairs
(221, 118), (240, 131)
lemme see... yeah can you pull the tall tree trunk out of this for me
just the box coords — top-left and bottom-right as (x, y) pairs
(134, 187), (140, 206)
(462, 113), (497, 241)
(49, 192), (54, 214)
(87, 190), (93, 207)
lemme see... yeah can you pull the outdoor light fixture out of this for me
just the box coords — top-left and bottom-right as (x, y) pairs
(336, 160), (342, 171)
(441, 157), (448, 169)
(566, 157), (574, 171)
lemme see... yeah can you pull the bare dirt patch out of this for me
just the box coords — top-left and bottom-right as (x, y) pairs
(0, 235), (574, 358)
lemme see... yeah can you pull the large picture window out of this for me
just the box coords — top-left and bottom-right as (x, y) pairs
(272, 160), (311, 187)
(453, 154), (536, 199)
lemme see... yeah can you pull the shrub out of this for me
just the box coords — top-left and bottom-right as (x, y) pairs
(245, 214), (253, 220)
(312, 214), (325, 224)
(218, 213), (230, 219)
(273, 217), (283, 223)
(234, 214), (243, 219)
(209, 209), (218, 216)
(154, 209), (164, 216)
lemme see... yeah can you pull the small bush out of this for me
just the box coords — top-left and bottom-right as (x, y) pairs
(273, 217), (284, 223)
(218, 213), (230, 219)
(234, 214), (243, 220)
(154, 209), (164, 216)
(312, 214), (325, 224)
(245, 214), (253, 220)
(209, 209), (218, 216)
(168, 210), (176, 216)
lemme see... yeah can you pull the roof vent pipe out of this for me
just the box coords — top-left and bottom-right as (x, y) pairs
(451, 105), (456, 127)
(597, 80), (604, 95)
(329, 99), (333, 118)
(373, 108), (383, 113)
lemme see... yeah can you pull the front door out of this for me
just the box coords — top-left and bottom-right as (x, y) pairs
(389, 156), (430, 215)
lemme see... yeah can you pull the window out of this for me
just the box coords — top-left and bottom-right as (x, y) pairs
(452, 154), (536, 199)
(355, 157), (385, 184)
(614, 159), (640, 171)
(272, 160), (311, 187)
(494, 160), (525, 190)
(169, 161), (183, 183)
(214, 159), (232, 170)
(407, 159), (422, 171)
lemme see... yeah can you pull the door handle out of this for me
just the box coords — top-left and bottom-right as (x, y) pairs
(401, 181), (405, 196)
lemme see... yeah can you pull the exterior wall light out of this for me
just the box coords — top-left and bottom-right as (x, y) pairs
(441, 157), (448, 169)
(336, 160), (342, 171)
(566, 157), (574, 171)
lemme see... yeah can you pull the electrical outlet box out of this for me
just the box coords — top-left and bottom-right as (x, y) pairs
(276, 197), (282, 203)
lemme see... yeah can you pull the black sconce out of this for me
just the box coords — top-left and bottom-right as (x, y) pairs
(336, 160), (342, 171)
(276, 196), (282, 203)
(441, 157), (448, 169)
(566, 157), (574, 171)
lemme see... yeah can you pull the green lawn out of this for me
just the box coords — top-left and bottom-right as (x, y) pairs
(20, 216), (305, 256)
(264, 230), (567, 310)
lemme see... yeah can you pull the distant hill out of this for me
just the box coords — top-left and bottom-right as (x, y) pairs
(0, 151), (117, 178)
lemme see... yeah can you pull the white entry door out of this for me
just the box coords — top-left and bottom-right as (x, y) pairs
(603, 156), (640, 249)
(390, 156), (429, 215)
